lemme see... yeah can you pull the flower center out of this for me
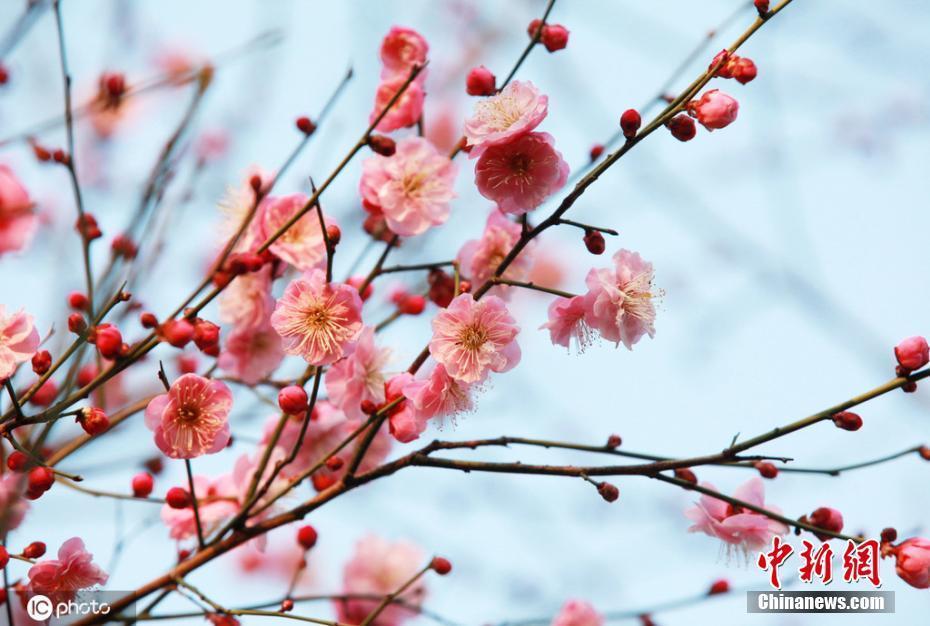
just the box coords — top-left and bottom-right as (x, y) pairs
(458, 324), (487, 351)
(176, 404), (201, 422)
(509, 153), (531, 175)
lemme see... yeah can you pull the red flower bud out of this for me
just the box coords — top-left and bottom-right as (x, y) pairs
(77, 407), (109, 436)
(193, 320), (221, 352)
(597, 481), (619, 502)
(278, 385), (309, 415)
(29, 379), (58, 406)
(667, 114), (697, 142)
(466, 66), (496, 96)
(398, 294), (426, 315)
(281, 599), (295, 612)
(160, 319), (195, 348)
(368, 134), (396, 157)
(68, 312), (87, 334)
(93, 323), (123, 358)
(541, 24), (569, 52)
(809, 506), (844, 541)
(28, 466), (54, 492)
(68, 291), (89, 310)
(249, 174), (263, 194)
(347, 276), (374, 301)
(620, 109), (642, 138)
(326, 224), (341, 247)
(606, 434), (622, 448)
(296, 116), (316, 135)
(755, 461), (778, 479)
(527, 19), (544, 39)
(132, 472), (154, 498)
(166, 487), (192, 509)
(0, 546), (8, 569)
(832, 411), (863, 431)
(754, 0), (770, 15)
(23, 541), (46, 559)
(895, 336), (929, 372)
(6, 451), (29, 472)
(674, 468), (698, 484)
(75, 213), (102, 241)
(431, 556), (452, 575)
(325, 456), (344, 471)
(140, 312), (159, 328)
(920, 446), (930, 461)
(589, 144), (604, 161)
(583, 229), (605, 255)
(881, 527), (898, 544)
(296, 525), (318, 550)
(111, 233), (138, 259)
(31, 350), (51, 375)
(708, 578), (730, 595)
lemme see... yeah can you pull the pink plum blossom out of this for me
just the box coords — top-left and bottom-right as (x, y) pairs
(144, 373), (233, 459)
(260, 193), (333, 272)
(895, 335), (929, 371)
(371, 75), (425, 133)
(551, 600), (604, 626)
(463, 80), (548, 156)
(218, 321), (285, 385)
(271, 270), (364, 365)
(0, 474), (28, 533)
(0, 165), (38, 255)
(687, 89), (739, 130)
(685, 478), (788, 553)
(336, 535), (426, 626)
(456, 210), (535, 295)
(429, 293), (520, 384)
(474, 131), (568, 215)
(379, 27), (429, 80)
(584, 249), (657, 350)
(161, 475), (238, 541)
(0, 306), (40, 380)
(894, 538), (930, 589)
(325, 327), (391, 419)
(402, 363), (474, 422)
(217, 167), (271, 252)
(383, 373), (428, 443)
(27, 538), (108, 602)
(541, 296), (595, 352)
(359, 137), (458, 237)
(218, 265), (275, 330)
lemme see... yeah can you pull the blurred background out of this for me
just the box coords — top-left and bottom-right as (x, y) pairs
(0, 0), (929, 624)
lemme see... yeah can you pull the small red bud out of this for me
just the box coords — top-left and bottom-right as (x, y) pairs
(132, 472), (154, 498)
(311, 473), (337, 491)
(296, 116), (316, 135)
(6, 451), (29, 472)
(754, 0), (770, 16)
(620, 109), (642, 138)
(919, 446), (930, 460)
(597, 481), (619, 502)
(465, 66), (496, 96)
(296, 525), (318, 550)
(368, 134), (396, 157)
(347, 276), (374, 301)
(166, 487), (192, 509)
(832, 411), (863, 431)
(75, 213), (102, 241)
(0, 63), (8, 85)
(589, 144), (604, 161)
(160, 319), (195, 348)
(667, 114), (697, 142)
(606, 434), (622, 448)
(140, 312), (159, 328)
(431, 556), (452, 575)
(881, 527), (898, 544)
(111, 233), (138, 259)
(93, 323), (123, 358)
(326, 224), (341, 246)
(541, 24), (569, 52)
(68, 291), (89, 310)
(28, 466), (55, 492)
(278, 385), (309, 415)
(708, 579), (730, 595)
(178, 354), (199, 374)
(193, 320), (221, 353)
(31, 350), (52, 375)
(398, 294), (427, 316)
(809, 506), (844, 540)
(674, 468), (698, 484)
(32, 143), (52, 162)
(458, 280), (472, 294)
(527, 19), (544, 39)
(77, 407), (110, 436)
(325, 456), (344, 471)
(360, 399), (378, 415)
(23, 541), (46, 559)
(53, 149), (69, 164)
(755, 461), (778, 479)
(583, 229), (606, 255)
(68, 312), (87, 334)
(29, 379), (58, 406)
(249, 174), (263, 194)
(0, 546), (8, 569)
(280, 599), (295, 613)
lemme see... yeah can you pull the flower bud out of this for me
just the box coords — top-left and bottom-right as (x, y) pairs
(166, 487), (192, 509)
(755, 461), (778, 479)
(398, 294), (426, 315)
(583, 229), (605, 255)
(832, 411), (863, 431)
(589, 144), (604, 161)
(68, 291), (89, 310)
(466, 66), (496, 96)
(23, 542), (46, 559)
(895, 336), (929, 372)
(920, 446), (930, 461)
(93, 323), (122, 358)
(68, 313), (87, 334)
(368, 135), (397, 157)
(881, 527), (898, 544)
(132, 472), (154, 498)
(667, 114), (696, 142)
(0, 546), (8, 569)
(31, 350), (51, 375)
(597, 481), (619, 503)
(326, 224), (341, 247)
(29, 379), (58, 406)
(77, 407), (109, 436)
(431, 556), (452, 575)
(75, 213), (102, 241)
(541, 24), (569, 52)
(606, 434), (622, 448)
(140, 312), (159, 328)
(296, 116), (317, 135)
(281, 599), (294, 612)
(6, 451), (29, 472)
(111, 233), (138, 258)
(894, 538), (930, 589)
(160, 319), (195, 348)
(278, 385), (309, 415)
(687, 89), (739, 131)
(674, 468), (697, 484)
(193, 320), (220, 353)
(297, 525), (318, 550)
(730, 57), (758, 84)
(809, 506), (844, 541)
(754, 0), (770, 15)
(28, 466), (54, 493)
(620, 109), (642, 138)
(708, 578), (730, 595)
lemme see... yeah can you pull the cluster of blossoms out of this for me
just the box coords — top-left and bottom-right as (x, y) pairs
(1, 5), (929, 625)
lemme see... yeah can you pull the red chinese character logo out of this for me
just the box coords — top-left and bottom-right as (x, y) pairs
(757, 536), (794, 589)
(842, 539), (881, 587)
(798, 540), (834, 584)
